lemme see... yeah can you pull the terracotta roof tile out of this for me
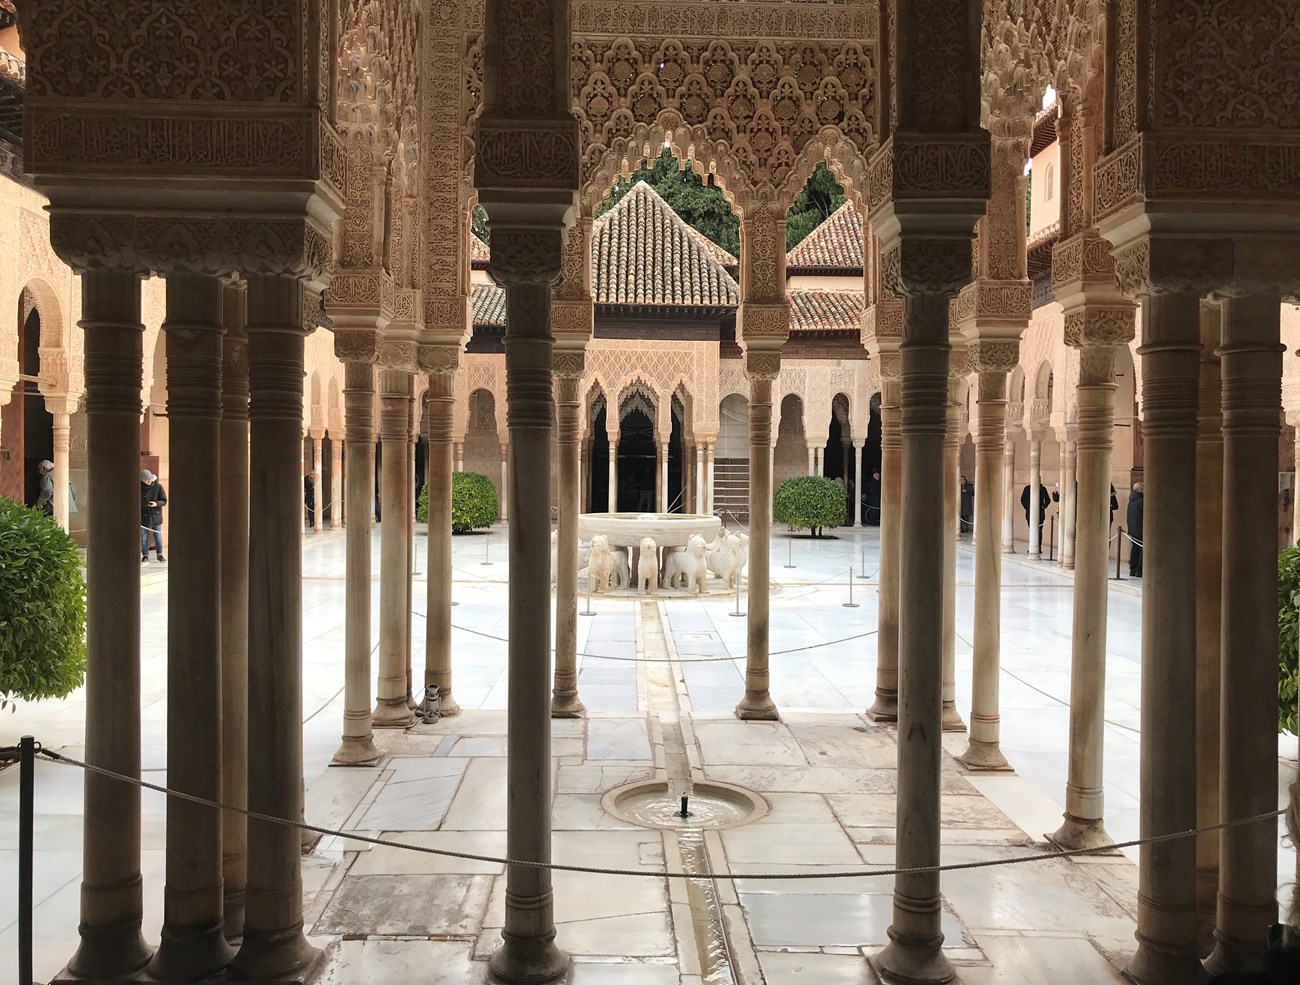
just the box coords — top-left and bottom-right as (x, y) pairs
(785, 201), (864, 272)
(592, 181), (739, 308)
(471, 283), (506, 327)
(788, 290), (864, 334)
(470, 233), (490, 266)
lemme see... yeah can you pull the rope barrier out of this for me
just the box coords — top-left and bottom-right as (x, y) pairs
(30, 747), (1288, 882)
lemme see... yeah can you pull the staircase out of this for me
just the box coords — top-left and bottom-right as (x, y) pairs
(713, 458), (750, 522)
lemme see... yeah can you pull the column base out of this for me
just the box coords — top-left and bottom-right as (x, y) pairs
(1047, 814), (1117, 853)
(228, 930), (323, 984)
(1126, 937), (1210, 985)
(734, 690), (780, 721)
(550, 690), (586, 718)
(331, 734), (381, 766)
(55, 925), (152, 984)
(150, 921), (235, 982)
(866, 691), (899, 723)
(870, 939), (958, 985)
(941, 702), (967, 732)
(1204, 926), (1273, 978)
(435, 692), (463, 718)
(224, 890), (246, 943)
(1001, 544), (1015, 555)
(958, 740), (1011, 771)
(488, 932), (570, 984)
(371, 698), (415, 729)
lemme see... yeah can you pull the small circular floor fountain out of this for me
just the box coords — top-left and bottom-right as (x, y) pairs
(601, 780), (768, 830)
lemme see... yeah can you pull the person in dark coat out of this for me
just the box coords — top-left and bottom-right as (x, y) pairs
(863, 470), (882, 526)
(1127, 482), (1144, 576)
(959, 475), (974, 535)
(1109, 484), (1119, 528)
(140, 469), (167, 562)
(304, 470), (317, 530)
(1021, 483), (1050, 548)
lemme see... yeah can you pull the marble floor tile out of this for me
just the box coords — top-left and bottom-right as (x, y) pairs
(313, 873), (492, 936)
(316, 938), (489, 985)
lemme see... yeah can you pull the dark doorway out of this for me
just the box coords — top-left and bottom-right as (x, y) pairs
(667, 406), (684, 512)
(590, 406), (609, 511)
(617, 408), (656, 512)
(22, 308), (52, 508)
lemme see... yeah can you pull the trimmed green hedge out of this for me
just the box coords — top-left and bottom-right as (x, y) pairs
(417, 471), (500, 533)
(0, 498), (86, 711)
(1279, 548), (1300, 734)
(773, 475), (846, 537)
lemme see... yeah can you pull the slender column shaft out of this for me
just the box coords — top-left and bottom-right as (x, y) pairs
(961, 369), (1010, 769)
(869, 377), (901, 721)
(553, 375), (586, 717)
(878, 293), (955, 984)
(1001, 439), (1016, 553)
(1207, 295), (1283, 974)
(312, 437), (323, 479)
(456, 441), (464, 473)
(1028, 435), (1043, 555)
(490, 278), (567, 981)
(1129, 290), (1206, 985)
(1060, 438), (1077, 569)
(151, 273), (233, 979)
(941, 371), (964, 731)
(1051, 343), (1119, 851)
(425, 372), (461, 718)
(1195, 303), (1224, 941)
(661, 440), (669, 510)
(737, 372), (778, 719)
(64, 269), (152, 980)
(1293, 436), (1300, 544)
(706, 443), (715, 514)
(500, 444), (509, 522)
(220, 282), (250, 938)
(52, 412), (71, 529)
(607, 439), (618, 512)
(230, 275), (320, 981)
(853, 441), (864, 526)
(406, 408), (416, 711)
(695, 444), (705, 513)
(807, 445), (816, 476)
(333, 362), (380, 764)
(331, 439), (343, 528)
(372, 371), (414, 727)
(815, 445), (823, 475)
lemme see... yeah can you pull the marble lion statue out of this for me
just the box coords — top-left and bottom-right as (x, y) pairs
(706, 533), (745, 589)
(637, 537), (659, 594)
(588, 535), (615, 593)
(609, 545), (630, 589)
(662, 534), (709, 594)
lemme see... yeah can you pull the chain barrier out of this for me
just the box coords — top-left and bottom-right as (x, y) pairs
(26, 746), (1288, 882)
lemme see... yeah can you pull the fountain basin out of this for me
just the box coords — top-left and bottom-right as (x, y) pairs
(601, 779), (768, 831)
(578, 512), (721, 550)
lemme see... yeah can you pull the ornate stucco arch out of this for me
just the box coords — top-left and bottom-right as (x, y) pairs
(19, 275), (71, 395)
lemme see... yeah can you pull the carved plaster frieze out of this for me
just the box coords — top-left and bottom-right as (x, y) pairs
(476, 121), (581, 191)
(862, 298), (903, 351)
(738, 303), (791, 347)
(953, 278), (1033, 334)
(329, 270), (384, 308)
(868, 134), (991, 215)
(552, 300), (595, 342)
(570, 2), (877, 42)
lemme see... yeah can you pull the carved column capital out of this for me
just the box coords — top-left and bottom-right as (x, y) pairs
(488, 227), (565, 289)
(418, 344), (461, 376)
(969, 340), (1021, 377)
(743, 350), (782, 382)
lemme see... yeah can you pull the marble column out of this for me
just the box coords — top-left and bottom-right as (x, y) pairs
(961, 359), (1013, 769)
(654, 439), (664, 511)
(333, 361), (380, 764)
(1128, 290), (1204, 985)
(487, 232), (568, 983)
(220, 281), (250, 937)
(229, 275), (320, 982)
(1206, 294), (1283, 974)
(807, 445), (816, 476)
(941, 355), (966, 732)
(312, 434), (323, 484)
(660, 439), (669, 510)
(500, 443), (509, 522)
(51, 409), (71, 529)
(1195, 302), (1224, 941)
(62, 269), (152, 981)
(877, 291), (957, 985)
(1001, 438), (1016, 553)
(373, 369), (415, 728)
(456, 441), (465, 473)
(814, 445), (824, 475)
(331, 437), (344, 528)
(1051, 327), (1129, 852)
(1027, 432), (1043, 555)
(683, 440), (694, 512)
(868, 371), (901, 721)
(607, 437), (618, 512)
(695, 443), (705, 513)
(707, 442), (716, 514)
(1293, 432), (1300, 545)
(553, 362), (586, 717)
(736, 360), (779, 720)
(423, 370), (460, 717)
(406, 401), (417, 712)
(853, 440), (864, 526)
(150, 273), (232, 979)
(1060, 434), (1077, 570)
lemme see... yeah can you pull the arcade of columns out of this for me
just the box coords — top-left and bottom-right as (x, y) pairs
(10, 0), (1300, 983)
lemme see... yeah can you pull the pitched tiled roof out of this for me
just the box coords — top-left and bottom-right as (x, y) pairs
(471, 283), (506, 327)
(788, 290), (864, 334)
(785, 201), (864, 273)
(469, 233), (490, 266)
(592, 181), (739, 308)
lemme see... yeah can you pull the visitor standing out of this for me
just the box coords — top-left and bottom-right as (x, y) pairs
(1109, 484), (1119, 528)
(1127, 482), (1144, 577)
(304, 470), (317, 530)
(140, 469), (166, 562)
(1021, 482), (1050, 548)
(959, 475), (974, 535)
(34, 459), (55, 516)
(864, 470), (881, 526)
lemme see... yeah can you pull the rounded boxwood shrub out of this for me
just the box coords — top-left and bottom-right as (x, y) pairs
(417, 471), (500, 534)
(773, 475), (847, 537)
(0, 497), (87, 711)
(1278, 547), (1300, 734)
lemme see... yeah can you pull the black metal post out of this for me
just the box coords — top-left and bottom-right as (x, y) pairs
(1049, 516), (1056, 562)
(19, 735), (35, 985)
(1114, 528), (1124, 581)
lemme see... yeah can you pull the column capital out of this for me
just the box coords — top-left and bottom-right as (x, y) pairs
(553, 348), (587, 380)
(738, 302), (790, 352)
(954, 278), (1033, 342)
(418, 343), (461, 376)
(862, 298), (904, 357)
(487, 226), (566, 289)
(333, 328), (381, 365)
(969, 339), (1021, 376)
(1064, 305), (1137, 350)
(880, 236), (977, 298)
(744, 350), (781, 382)
(376, 339), (420, 373)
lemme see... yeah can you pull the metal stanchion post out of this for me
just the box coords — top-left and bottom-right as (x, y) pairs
(843, 567), (859, 609)
(729, 572), (745, 617)
(1113, 528), (1124, 581)
(19, 734), (35, 985)
(481, 530), (492, 566)
(784, 538), (795, 569)
(1049, 516), (1055, 562)
(859, 543), (867, 579)
(580, 578), (596, 617)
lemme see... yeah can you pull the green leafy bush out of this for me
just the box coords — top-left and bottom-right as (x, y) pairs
(1279, 547), (1300, 734)
(417, 472), (500, 533)
(0, 498), (87, 711)
(773, 475), (846, 537)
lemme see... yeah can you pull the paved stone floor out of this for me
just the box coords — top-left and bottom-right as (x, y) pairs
(1, 522), (1295, 983)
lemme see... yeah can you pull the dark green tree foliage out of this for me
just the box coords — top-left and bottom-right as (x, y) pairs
(0, 498), (87, 711)
(773, 476), (847, 538)
(471, 204), (490, 245)
(1278, 547), (1300, 734)
(785, 163), (847, 252)
(417, 472), (501, 534)
(598, 150), (740, 256)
